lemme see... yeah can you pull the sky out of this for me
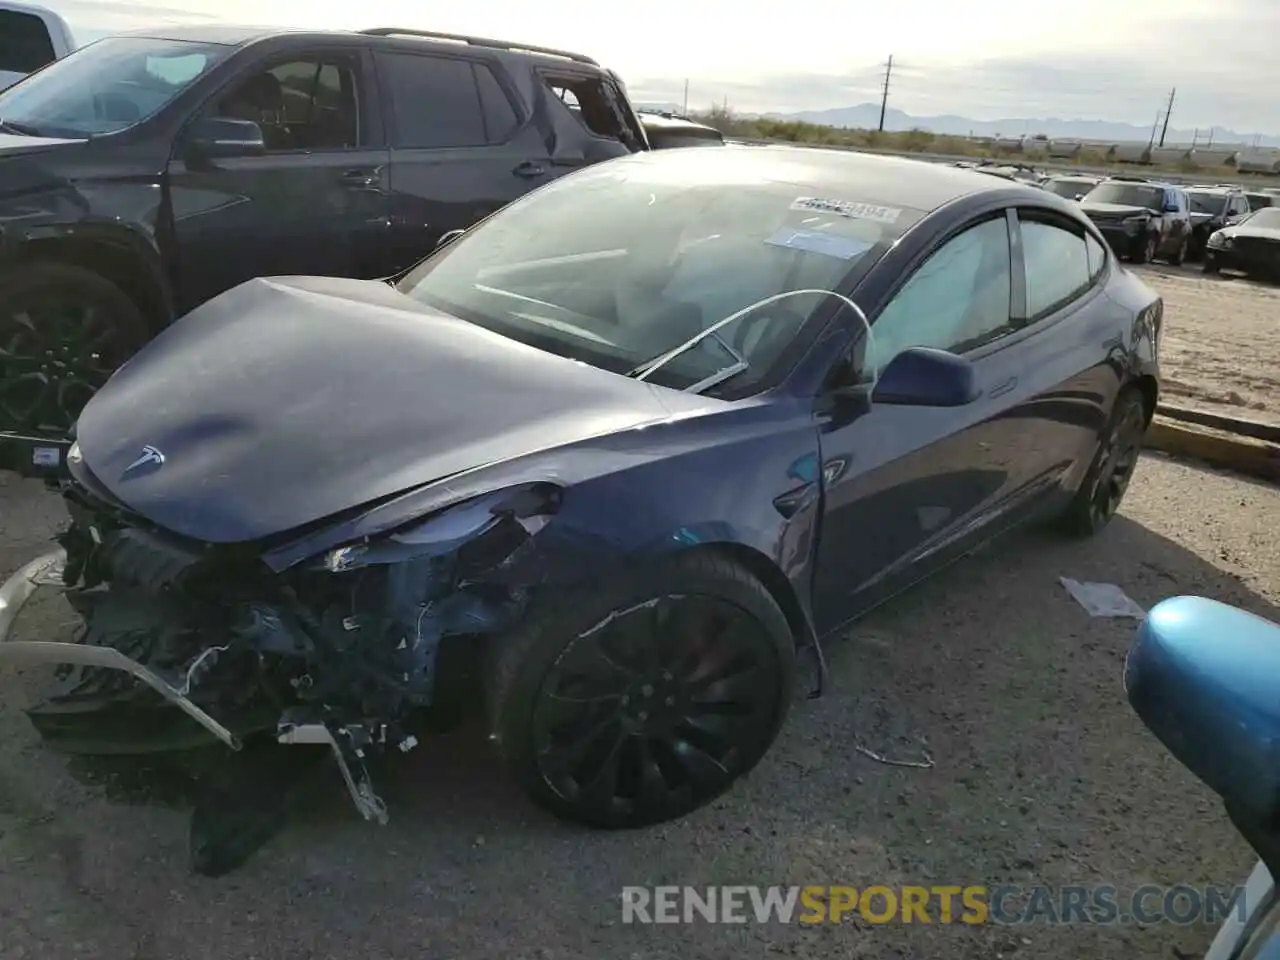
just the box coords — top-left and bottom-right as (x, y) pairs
(43, 0), (1280, 135)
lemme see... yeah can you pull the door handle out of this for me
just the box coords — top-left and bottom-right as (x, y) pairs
(512, 160), (546, 179)
(988, 376), (1018, 399)
(338, 169), (378, 188)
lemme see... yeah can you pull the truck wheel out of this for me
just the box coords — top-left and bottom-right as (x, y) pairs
(486, 551), (795, 829)
(0, 262), (150, 437)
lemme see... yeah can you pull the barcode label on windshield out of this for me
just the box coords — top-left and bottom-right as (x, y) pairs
(790, 197), (901, 223)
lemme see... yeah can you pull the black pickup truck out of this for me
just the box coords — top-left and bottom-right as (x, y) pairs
(0, 24), (649, 465)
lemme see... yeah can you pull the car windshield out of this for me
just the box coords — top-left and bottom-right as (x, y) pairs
(1186, 191), (1227, 215)
(1083, 182), (1164, 210)
(0, 36), (231, 137)
(396, 153), (923, 394)
(1044, 179), (1095, 198)
(1244, 207), (1280, 229)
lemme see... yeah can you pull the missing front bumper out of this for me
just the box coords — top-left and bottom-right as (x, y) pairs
(0, 549), (242, 750)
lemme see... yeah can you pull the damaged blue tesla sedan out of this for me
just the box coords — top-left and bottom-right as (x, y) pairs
(0, 146), (1161, 868)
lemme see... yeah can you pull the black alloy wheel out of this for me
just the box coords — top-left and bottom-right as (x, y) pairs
(1060, 388), (1147, 537)
(531, 595), (784, 824)
(0, 263), (148, 437)
(487, 553), (794, 829)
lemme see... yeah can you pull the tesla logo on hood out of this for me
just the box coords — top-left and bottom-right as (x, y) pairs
(121, 444), (165, 478)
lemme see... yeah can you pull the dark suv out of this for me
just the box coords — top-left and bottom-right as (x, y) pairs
(1078, 177), (1192, 265)
(0, 25), (648, 446)
(1184, 184), (1252, 260)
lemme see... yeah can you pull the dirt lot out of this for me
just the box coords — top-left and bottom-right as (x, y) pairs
(1137, 265), (1280, 425)
(0, 453), (1275, 960)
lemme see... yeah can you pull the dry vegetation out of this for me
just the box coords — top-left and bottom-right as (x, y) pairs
(692, 106), (1249, 179)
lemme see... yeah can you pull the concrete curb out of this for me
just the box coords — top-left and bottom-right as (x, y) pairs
(1146, 415), (1280, 482)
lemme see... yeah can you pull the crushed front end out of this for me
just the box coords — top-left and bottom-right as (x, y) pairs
(0, 461), (558, 870)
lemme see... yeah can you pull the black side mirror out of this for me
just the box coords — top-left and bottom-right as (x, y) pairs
(184, 117), (266, 162)
(436, 228), (466, 251)
(870, 346), (981, 407)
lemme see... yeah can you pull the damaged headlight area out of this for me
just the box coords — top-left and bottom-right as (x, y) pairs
(3, 480), (561, 870)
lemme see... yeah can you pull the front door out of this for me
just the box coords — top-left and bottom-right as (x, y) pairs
(374, 50), (555, 274)
(167, 48), (391, 314)
(811, 212), (1034, 634)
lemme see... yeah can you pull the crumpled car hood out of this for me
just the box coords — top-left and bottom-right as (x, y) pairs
(75, 275), (721, 544)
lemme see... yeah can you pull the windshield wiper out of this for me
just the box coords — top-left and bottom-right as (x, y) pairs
(0, 118), (43, 136)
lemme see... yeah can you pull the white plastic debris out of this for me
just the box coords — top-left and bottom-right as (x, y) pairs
(1059, 578), (1147, 619)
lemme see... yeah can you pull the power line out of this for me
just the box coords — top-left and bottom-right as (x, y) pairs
(878, 54), (893, 132)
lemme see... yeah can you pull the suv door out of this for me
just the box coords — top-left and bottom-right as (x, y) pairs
(167, 47), (391, 313)
(374, 50), (553, 274)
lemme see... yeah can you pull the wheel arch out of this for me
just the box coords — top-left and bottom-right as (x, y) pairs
(1133, 373), (1160, 426)
(13, 229), (174, 335)
(679, 541), (817, 654)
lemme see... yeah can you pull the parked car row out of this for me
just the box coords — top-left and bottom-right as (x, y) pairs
(0, 24), (735, 445)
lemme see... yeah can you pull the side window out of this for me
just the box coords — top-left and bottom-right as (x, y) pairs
(212, 56), (361, 151)
(868, 216), (1013, 371)
(474, 63), (519, 142)
(376, 52), (486, 149)
(1021, 218), (1091, 319)
(1086, 232), (1108, 282)
(0, 11), (56, 75)
(544, 74), (629, 142)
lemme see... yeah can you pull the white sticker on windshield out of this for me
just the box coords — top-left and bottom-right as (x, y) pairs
(790, 197), (902, 223)
(765, 228), (873, 260)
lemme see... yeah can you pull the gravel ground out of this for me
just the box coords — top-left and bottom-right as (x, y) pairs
(0, 451), (1274, 960)
(1136, 265), (1280, 425)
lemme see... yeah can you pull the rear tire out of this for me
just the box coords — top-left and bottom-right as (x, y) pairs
(1058, 387), (1148, 537)
(0, 261), (150, 437)
(485, 551), (795, 829)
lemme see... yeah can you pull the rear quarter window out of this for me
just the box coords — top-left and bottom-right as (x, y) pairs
(0, 10), (56, 74)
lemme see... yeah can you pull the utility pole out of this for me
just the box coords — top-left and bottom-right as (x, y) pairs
(1148, 109), (1161, 149)
(1158, 87), (1176, 147)
(1207, 126), (1215, 147)
(1191, 128), (1199, 148)
(682, 79), (689, 116)
(878, 54), (893, 132)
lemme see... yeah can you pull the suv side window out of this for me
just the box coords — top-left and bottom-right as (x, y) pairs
(376, 52), (488, 149)
(544, 73), (634, 143)
(1020, 216), (1091, 319)
(0, 10), (55, 74)
(1229, 195), (1248, 216)
(212, 56), (361, 151)
(868, 215), (1013, 371)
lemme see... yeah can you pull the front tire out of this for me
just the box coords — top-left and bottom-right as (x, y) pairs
(1058, 387), (1148, 537)
(0, 261), (150, 437)
(486, 551), (795, 828)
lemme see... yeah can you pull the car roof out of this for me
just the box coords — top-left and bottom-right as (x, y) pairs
(112, 23), (604, 66)
(639, 113), (721, 134)
(615, 145), (1038, 213)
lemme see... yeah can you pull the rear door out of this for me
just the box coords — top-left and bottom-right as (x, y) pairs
(1005, 207), (1131, 502)
(167, 45), (391, 313)
(374, 50), (553, 274)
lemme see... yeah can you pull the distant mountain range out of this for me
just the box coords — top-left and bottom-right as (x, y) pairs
(763, 104), (1280, 150)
